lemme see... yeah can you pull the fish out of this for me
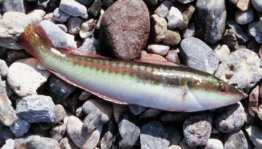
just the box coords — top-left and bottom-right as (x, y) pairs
(18, 22), (244, 112)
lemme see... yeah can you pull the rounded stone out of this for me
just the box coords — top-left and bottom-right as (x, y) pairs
(235, 9), (254, 25)
(100, 0), (150, 60)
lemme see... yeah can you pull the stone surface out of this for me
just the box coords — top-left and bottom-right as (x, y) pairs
(245, 125), (262, 148)
(140, 121), (170, 149)
(14, 135), (59, 149)
(39, 20), (77, 49)
(59, 0), (88, 18)
(167, 7), (183, 29)
(249, 21), (262, 44)
(59, 137), (78, 149)
(248, 85), (259, 117)
(151, 14), (167, 43)
(179, 5), (195, 30)
(53, 8), (70, 23)
(227, 20), (250, 43)
(2, 0), (25, 13)
(1, 139), (15, 149)
(54, 104), (66, 123)
(214, 45), (230, 63)
(195, 0), (226, 44)
(148, 44), (170, 56)
(0, 59), (8, 77)
(48, 75), (76, 104)
(183, 113), (212, 147)
(7, 58), (50, 97)
(204, 138), (223, 149)
(180, 37), (219, 74)
(160, 112), (189, 123)
(140, 109), (162, 119)
(87, 0), (102, 18)
(251, 0), (262, 12)
(224, 130), (248, 149)
(154, 0), (173, 18)
(222, 29), (239, 50)
(66, 116), (102, 149)
(16, 95), (56, 123)
(215, 48), (262, 92)
(10, 118), (30, 137)
(128, 104), (147, 116)
(100, 120), (115, 149)
(166, 50), (180, 64)
(0, 126), (14, 146)
(50, 124), (66, 141)
(78, 37), (99, 54)
(100, 0), (150, 60)
(163, 30), (181, 46)
(118, 118), (140, 148)
(0, 80), (17, 126)
(235, 9), (254, 25)
(183, 22), (195, 38)
(214, 102), (246, 133)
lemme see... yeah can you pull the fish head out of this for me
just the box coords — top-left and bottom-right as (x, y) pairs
(185, 75), (244, 112)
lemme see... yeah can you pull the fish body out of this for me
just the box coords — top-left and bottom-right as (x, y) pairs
(19, 22), (244, 112)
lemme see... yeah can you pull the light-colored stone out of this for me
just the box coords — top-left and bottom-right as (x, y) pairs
(7, 58), (50, 97)
(167, 7), (183, 29)
(214, 45), (230, 62)
(148, 44), (170, 56)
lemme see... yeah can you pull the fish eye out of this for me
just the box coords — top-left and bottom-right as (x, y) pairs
(187, 80), (193, 87)
(219, 82), (228, 92)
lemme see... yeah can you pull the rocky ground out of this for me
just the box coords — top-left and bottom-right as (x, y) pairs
(0, 0), (262, 148)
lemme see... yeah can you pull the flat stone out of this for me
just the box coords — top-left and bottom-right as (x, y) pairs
(148, 44), (170, 56)
(2, 0), (25, 13)
(214, 102), (247, 133)
(7, 58), (50, 97)
(118, 118), (140, 148)
(215, 48), (262, 92)
(16, 95), (56, 123)
(39, 20), (77, 48)
(100, 0), (150, 60)
(59, 0), (88, 18)
(167, 7), (183, 29)
(235, 9), (254, 25)
(14, 135), (59, 149)
(10, 118), (30, 137)
(180, 37), (219, 74)
(195, 0), (226, 44)
(140, 121), (170, 149)
(154, 0), (173, 18)
(224, 130), (248, 149)
(251, 0), (262, 12)
(183, 113), (212, 147)
(0, 80), (17, 126)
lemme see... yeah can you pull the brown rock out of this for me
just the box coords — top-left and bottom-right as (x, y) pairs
(100, 0), (150, 60)
(236, 0), (250, 11)
(163, 30), (181, 46)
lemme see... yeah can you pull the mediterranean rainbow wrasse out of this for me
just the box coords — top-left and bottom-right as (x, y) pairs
(18, 22), (244, 112)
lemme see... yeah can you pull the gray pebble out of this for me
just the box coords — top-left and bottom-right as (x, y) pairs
(195, 0), (226, 44)
(56, 24), (68, 32)
(59, 0), (88, 18)
(235, 9), (254, 25)
(0, 59), (8, 77)
(0, 80), (17, 126)
(154, 0), (173, 18)
(54, 104), (66, 123)
(53, 8), (70, 23)
(67, 17), (83, 34)
(50, 124), (66, 141)
(16, 95), (56, 123)
(183, 22), (195, 38)
(39, 20), (77, 49)
(148, 44), (170, 56)
(15, 135), (59, 149)
(140, 121), (170, 149)
(48, 75), (76, 104)
(214, 102), (247, 133)
(251, 0), (262, 12)
(224, 130), (248, 149)
(249, 21), (262, 44)
(59, 137), (78, 149)
(258, 17), (262, 33)
(128, 104), (147, 115)
(2, 0), (25, 13)
(227, 20), (250, 43)
(10, 118), (30, 137)
(183, 113), (212, 147)
(180, 37), (219, 74)
(167, 7), (183, 29)
(118, 118), (140, 148)
(100, 120), (115, 149)
(245, 125), (262, 148)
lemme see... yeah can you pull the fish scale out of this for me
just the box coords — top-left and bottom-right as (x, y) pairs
(18, 22), (244, 112)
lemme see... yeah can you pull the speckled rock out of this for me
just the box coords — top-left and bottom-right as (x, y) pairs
(214, 102), (247, 133)
(14, 135), (59, 149)
(16, 95), (56, 123)
(183, 113), (212, 147)
(7, 58), (50, 97)
(215, 48), (262, 92)
(118, 118), (140, 148)
(222, 29), (239, 50)
(53, 8), (70, 23)
(0, 80), (17, 126)
(100, 0), (150, 60)
(224, 130), (248, 149)
(50, 124), (66, 141)
(179, 5), (195, 30)
(163, 30), (181, 46)
(180, 37), (219, 74)
(195, 0), (226, 44)
(0, 59), (8, 77)
(140, 121), (170, 149)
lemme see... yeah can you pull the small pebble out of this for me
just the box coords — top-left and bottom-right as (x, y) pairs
(151, 14), (168, 43)
(177, 0), (195, 4)
(235, 9), (254, 25)
(214, 45), (230, 62)
(16, 95), (56, 123)
(166, 50), (180, 64)
(118, 118), (140, 148)
(148, 44), (170, 56)
(7, 58), (50, 97)
(10, 118), (30, 137)
(245, 125), (262, 148)
(53, 8), (70, 23)
(140, 121), (170, 149)
(224, 130), (248, 149)
(154, 0), (173, 18)
(167, 7), (183, 29)
(79, 19), (96, 38)
(204, 138), (223, 149)
(59, 0), (88, 18)
(248, 85), (259, 116)
(214, 102), (247, 133)
(54, 104), (67, 123)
